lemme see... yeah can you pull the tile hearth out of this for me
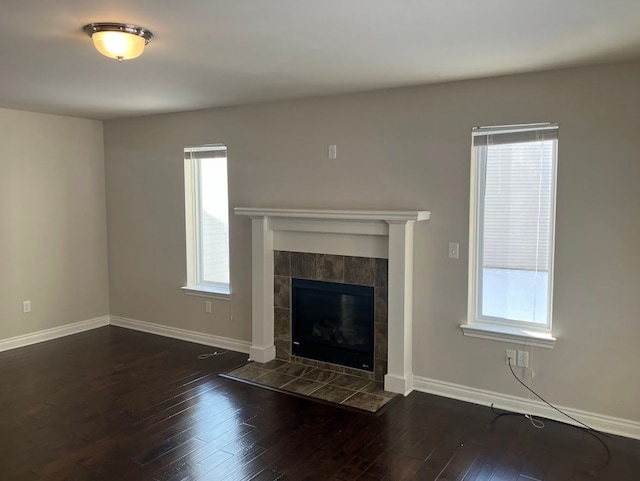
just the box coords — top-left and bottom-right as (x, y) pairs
(222, 359), (398, 413)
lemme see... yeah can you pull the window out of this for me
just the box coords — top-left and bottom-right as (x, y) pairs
(462, 124), (558, 346)
(183, 144), (230, 298)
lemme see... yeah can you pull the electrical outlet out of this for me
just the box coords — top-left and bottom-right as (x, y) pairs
(517, 350), (529, 368)
(328, 144), (337, 159)
(205, 300), (212, 313)
(448, 242), (459, 259)
(505, 349), (516, 366)
(22, 300), (31, 313)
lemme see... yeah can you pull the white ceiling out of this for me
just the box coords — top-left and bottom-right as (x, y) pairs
(2, 0), (640, 120)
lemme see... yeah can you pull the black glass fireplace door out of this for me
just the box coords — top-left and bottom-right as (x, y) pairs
(291, 278), (374, 371)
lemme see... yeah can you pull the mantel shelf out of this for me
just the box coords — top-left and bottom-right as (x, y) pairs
(234, 207), (430, 223)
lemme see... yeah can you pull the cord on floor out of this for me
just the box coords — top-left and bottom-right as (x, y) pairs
(489, 358), (611, 461)
(197, 350), (228, 359)
(506, 357), (607, 436)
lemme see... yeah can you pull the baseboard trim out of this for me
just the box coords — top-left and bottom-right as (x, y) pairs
(0, 316), (110, 353)
(384, 372), (415, 397)
(413, 375), (640, 440)
(249, 345), (276, 363)
(109, 315), (251, 354)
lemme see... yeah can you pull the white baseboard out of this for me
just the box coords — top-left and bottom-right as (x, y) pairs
(413, 375), (640, 440)
(384, 372), (415, 397)
(249, 345), (276, 363)
(109, 315), (251, 354)
(0, 315), (110, 353)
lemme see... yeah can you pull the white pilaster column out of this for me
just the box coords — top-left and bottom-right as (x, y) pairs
(249, 216), (276, 362)
(384, 220), (415, 396)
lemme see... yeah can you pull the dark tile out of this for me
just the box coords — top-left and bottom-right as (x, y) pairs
(274, 307), (290, 341)
(375, 258), (388, 287)
(375, 322), (388, 361)
(274, 276), (290, 308)
(375, 359), (387, 382)
(302, 369), (342, 383)
(341, 392), (391, 412)
(275, 339), (291, 361)
(375, 287), (388, 324)
(316, 254), (344, 282)
(229, 363), (270, 382)
(360, 381), (397, 399)
(255, 371), (298, 389)
(329, 374), (374, 391)
(291, 252), (317, 279)
(343, 367), (375, 380)
(274, 250), (291, 276)
(310, 384), (357, 404)
(344, 256), (375, 285)
(281, 378), (324, 396)
(295, 357), (319, 368)
(276, 363), (317, 377)
(316, 362), (345, 373)
(261, 359), (288, 371)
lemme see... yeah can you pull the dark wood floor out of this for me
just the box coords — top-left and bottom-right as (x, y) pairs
(0, 327), (638, 481)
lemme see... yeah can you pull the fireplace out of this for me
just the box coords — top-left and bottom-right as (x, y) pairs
(273, 251), (388, 380)
(291, 278), (374, 371)
(234, 207), (430, 395)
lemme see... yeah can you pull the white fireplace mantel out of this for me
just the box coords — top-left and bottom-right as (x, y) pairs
(234, 207), (430, 396)
(234, 207), (430, 223)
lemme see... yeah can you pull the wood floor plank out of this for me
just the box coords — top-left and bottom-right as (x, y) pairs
(247, 469), (283, 481)
(221, 426), (316, 481)
(0, 326), (638, 481)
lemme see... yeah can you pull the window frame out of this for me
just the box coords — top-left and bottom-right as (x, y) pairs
(462, 124), (558, 347)
(182, 144), (231, 300)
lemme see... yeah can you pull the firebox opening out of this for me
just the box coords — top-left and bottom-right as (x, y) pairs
(291, 278), (374, 371)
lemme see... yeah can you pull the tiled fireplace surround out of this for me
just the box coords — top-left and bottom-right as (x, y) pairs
(235, 208), (430, 395)
(273, 251), (389, 382)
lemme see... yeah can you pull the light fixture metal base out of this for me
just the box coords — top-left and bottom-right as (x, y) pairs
(83, 22), (153, 44)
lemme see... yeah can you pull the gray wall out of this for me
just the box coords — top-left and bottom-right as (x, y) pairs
(104, 60), (640, 422)
(0, 108), (109, 339)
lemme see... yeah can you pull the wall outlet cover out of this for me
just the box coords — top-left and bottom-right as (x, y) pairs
(517, 350), (530, 368)
(505, 349), (516, 366)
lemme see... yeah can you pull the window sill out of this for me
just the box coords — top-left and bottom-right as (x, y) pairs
(181, 285), (230, 300)
(460, 323), (556, 348)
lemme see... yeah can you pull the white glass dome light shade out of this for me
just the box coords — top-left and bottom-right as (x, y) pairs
(83, 23), (154, 62)
(92, 31), (146, 60)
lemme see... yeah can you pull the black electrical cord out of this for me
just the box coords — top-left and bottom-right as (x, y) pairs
(491, 403), (521, 418)
(491, 358), (612, 463)
(506, 358), (609, 437)
(490, 403), (611, 462)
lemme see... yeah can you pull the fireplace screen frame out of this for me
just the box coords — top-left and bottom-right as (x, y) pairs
(291, 278), (374, 371)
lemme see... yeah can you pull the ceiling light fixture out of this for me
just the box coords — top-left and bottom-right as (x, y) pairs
(83, 23), (153, 62)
